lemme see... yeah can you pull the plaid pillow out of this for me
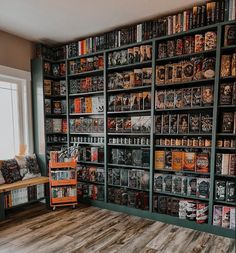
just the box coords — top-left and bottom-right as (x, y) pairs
(1, 159), (22, 184)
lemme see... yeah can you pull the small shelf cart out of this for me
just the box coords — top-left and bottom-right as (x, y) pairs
(49, 160), (78, 210)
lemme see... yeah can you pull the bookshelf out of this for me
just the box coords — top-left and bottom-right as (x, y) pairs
(32, 4), (236, 238)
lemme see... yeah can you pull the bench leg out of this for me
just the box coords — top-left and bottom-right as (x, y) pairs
(0, 192), (5, 219)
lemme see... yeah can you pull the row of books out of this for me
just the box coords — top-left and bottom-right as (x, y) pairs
(156, 57), (215, 85)
(155, 112), (213, 134)
(216, 153), (236, 176)
(215, 180), (235, 202)
(69, 76), (104, 94)
(108, 168), (149, 191)
(47, 135), (67, 143)
(77, 166), (105, 184)
(157, 31), (217, 59)
(108, 45), (152, 67)
(216, 138), (236, 148)
(213, 205), (235, 230)
(70, 136), (104, 144)
(108, 136), (150, 146)
(70, 118), (104, 133)
(44, 62), (66, 77)
(155, 150), (210, 173)
(44, 80), (66, 96)
(110, 148), (150, 168)
(154, 174), (210, 199)
(108, 187), (149, 210)
(45, 119), (67, 134)
(77, 183), (104, 201)
(51, 186), (77, 198)
(51, 170), (76, 180)
(156, 137), (211, 148)
(66, 1), (235, 58)
(155, 86), (213, 110)
(36, 44), (66, 60)
(108, 92), (151, 112)
(70, 96), (104, 114)
(68, 56), (104, 75)
(107, 68), (152, 90)
(4, 185), (45, 208)
(108, 116), (151, 133)
(219, 83), (236, 105)
(221, 54), (236, 77)
(45, 99), (66, 115)
(153, 195), (209, 224)
(77, 146), (104, 163)
(220, 111), (236, 133)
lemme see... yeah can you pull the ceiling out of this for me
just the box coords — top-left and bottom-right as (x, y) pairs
(0, 0), (204, 44)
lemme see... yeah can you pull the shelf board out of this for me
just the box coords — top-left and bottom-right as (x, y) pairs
(218, 105), (236, 109)
(155, 133), (212, 137)
(45, 114), (67, 117)
(46, 132), (67, 135)
(69, 90), (104, 97)
(214, 200), (236, 206)
(70, 132), (104, 136)
(107, 60), (152, 71)
(47, 142), (68, 145)
(156, 49), (216, 62)
(108, 132), (150, 136)
(107, 109), (151, 115)
(215, 174), (236, 179)
(107, 85), (151, 94)
(5, 197), (46, 211)
(78, 161), (104, 166)
(78, 180), (104, 185)
(70, 112), (104, 116)
(155, 78), (215, 89)
(67, 51), (103, 60)
(108, 143), (150, 147)
(43, 58), (66, 63)
(108, 184), (149, 192)
(44, 95), (66, 99)
(215, 147), (235, 151)
(108, 163), (150, 170)
(155, 145), (211, 149)
(153, 191), (209, 201)
(154, 23), (217, 42)
(44, 74), (66, 79)
(217, 133), (236, 137)
(155, 106), (213, 112)
(221, 45), (236, 51)
(154, 168), (210, 176)
(68, 69), (104, 77)
(220, 76), (236, 81)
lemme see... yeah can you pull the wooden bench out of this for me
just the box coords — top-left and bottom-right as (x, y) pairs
(0, 176), (49, 219)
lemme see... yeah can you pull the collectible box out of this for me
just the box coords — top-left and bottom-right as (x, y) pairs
(196, 177), (210, 199)
(156, 66), (165, 85)
(213, 205), (222, 226)
(172, 151), (183, 171)
(196, 153), (209, 173)
(189, 114), (200, 133)
(215, 180), (226, 200)
(163, 174), (172, 193)
(183, 152), (196, 171)
(155, 90), (165, 109)
(187, 177), (197, 196)
(222, 206), (231, 229)
(155, 151), (165, 170)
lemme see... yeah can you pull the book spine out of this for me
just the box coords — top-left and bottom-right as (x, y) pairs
(201, 5), (206, 26)
(189, 9), (193, 30)
(211, 2), (216, 23)
(173, 15), (176, 34)
(225, 0), (229, 21)
(232, 0), (236, 20)
(183, 11), (187, 31)
(215, 0), (220, 22)
(193, 6), (197, 28)
(197, 6), (201, 27)
(220, 0), (225, 21)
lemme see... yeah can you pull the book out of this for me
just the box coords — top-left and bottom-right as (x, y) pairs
(165, 90), (175, 109)
(201, 112), (213, 133)
(183, 152), (196, 171)
(155, 91), (165, 109)
(226, 181), (236, 202)
(213, 205), (223, 226)
(221, 112), (234, 133)
(222, 206), (231, 228)
(219, 83), (233, 105)
(172, 151), (183, 171)
(230, 207), (235, 230)
(169, 114), (178, 134)
(189, 113), (200, 133)
(155, 151), (165, 170)
(187, 177), (197, 196)
(215, 180), (226, 200)
(202, 86), (213, 106)
(44, 80), (52, 96)
(196, 177), (210, 199)
(178, 114), (189, 134)
(196, 153), (209, 173)
(154, 173), (163, 192)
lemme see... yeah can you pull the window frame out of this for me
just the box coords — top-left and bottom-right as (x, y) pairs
(0, 65), (33, 156)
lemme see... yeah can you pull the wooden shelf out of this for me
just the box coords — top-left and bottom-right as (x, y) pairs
(49, 161), (77, 168)
(153, 191), (209, 201)
(107, 60), (152, 71)
(0, 177), (49, 193)
(107, 85), (151, 94)
(51, 196), (77, 204)
(154, 169), (210, 175)
(50, 179), (77, 186)
(69, 90), (104, 97)
(68, 69), (103, 77)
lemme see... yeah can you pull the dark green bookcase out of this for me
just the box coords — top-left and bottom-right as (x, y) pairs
(31, 20), (236, 238)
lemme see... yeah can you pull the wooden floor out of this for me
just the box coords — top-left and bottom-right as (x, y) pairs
(0, 203), (235, 253)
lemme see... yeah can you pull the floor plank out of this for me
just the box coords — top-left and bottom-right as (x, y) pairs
(0, 203), (234, 253)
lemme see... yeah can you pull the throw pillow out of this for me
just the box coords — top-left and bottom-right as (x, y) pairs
(1, 159), (22, 183)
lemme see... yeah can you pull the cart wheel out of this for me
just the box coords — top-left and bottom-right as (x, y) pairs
(53, 206), (56, 211)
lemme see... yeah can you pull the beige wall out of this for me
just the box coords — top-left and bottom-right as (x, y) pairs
(0, 30), (35, 72)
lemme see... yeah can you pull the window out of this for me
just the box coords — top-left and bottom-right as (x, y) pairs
(0, 81), (20, 158)
(0, 66), (33, 160)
